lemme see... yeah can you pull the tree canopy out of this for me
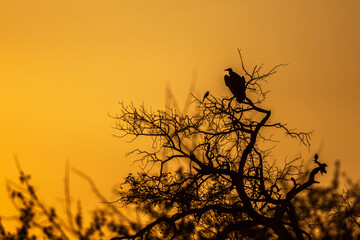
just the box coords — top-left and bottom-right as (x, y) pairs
(109, 54), (335, 239)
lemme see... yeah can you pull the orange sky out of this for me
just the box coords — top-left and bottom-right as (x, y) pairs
(1, 0), (360, 226)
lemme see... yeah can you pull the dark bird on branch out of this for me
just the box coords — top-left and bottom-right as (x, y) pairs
(224, 68), (246, 103)
(314, 154), (327, 174)
(203, 91), (209, 101)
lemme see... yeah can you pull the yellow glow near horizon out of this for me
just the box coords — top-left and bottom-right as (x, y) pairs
(1, 0), (360, 229)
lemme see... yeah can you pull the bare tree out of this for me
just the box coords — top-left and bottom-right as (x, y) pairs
(1, 53), (359, 239)
(110, 53), (329, 239)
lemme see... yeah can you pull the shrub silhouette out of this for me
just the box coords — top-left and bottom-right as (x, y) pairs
(1, 162), (134, 240)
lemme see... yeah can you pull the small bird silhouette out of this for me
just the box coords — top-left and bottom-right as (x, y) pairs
(203, 91), (209, 101)
(224, 68), (246, 103)
(314, 154), (327, 174)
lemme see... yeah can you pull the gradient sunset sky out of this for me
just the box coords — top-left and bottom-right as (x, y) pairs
(1, 0), (359, 223)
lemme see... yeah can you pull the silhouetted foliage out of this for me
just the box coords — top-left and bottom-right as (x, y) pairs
(0, 162), (135, 240)
(292, 160), (360, 239)
(1, 53), (360, 239)
(109, 53), (359, 239)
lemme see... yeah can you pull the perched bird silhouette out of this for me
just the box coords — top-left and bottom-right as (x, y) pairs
(203, 91), (209, 101)
(314, 154), (327, 174)
(224, 68), (246, 103)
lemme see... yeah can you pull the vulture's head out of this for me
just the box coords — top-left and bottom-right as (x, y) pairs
(224, 68), (233, 72)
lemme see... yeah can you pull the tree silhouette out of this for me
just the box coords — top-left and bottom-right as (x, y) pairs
(109, 53), (335, 239)
(1, 53), (359, 239)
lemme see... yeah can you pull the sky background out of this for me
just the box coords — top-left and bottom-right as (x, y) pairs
(1, 0), (360, 227)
